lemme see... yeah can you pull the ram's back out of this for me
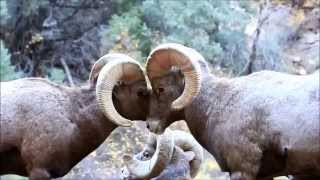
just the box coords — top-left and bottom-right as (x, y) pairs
(232, 71), (320, 174)
(0, 78), (73, 151)
(234, 71), (319, 144)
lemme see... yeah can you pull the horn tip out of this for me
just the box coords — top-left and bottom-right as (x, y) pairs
(116, 120), (134, 127)
(171, 100), (192, 110)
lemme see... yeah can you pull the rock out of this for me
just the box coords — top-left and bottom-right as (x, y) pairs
(245, 3), (319, 75)
(57, 121), (221, 179)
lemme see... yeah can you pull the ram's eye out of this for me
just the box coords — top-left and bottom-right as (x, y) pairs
(137, 91), (144, 97)
(143, 151), (150, 158)
(117, 81), (124, 86)
(137, 89), (148, 97)
(157, 87), (164, 94)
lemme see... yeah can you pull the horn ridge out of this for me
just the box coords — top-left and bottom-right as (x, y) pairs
(95, 54), (145, 127)
(146, 43), (203, 110)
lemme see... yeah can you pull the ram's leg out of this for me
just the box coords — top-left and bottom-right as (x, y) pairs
(29, 168), (51, 180)
(230, 172), (256, 180)
(20, 140), (52, 180)
(227, 141), (262, 180)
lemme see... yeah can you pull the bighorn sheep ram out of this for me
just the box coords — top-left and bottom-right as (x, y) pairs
(143, 43), (320, 179)
(0, 53), (149, 179)
(121, 129), (204, 180)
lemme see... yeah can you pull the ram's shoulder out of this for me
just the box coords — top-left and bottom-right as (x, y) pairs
(246, 70), (299, 80)
(3, 78), (66, 92)
(18, 77), (62, 87)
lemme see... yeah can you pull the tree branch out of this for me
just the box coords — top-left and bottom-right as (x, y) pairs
(238, 1), (270, 76)
(60, 58), (75, 87)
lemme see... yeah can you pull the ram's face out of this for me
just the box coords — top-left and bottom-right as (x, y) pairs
(145, 43), (203, 134)
(93, 53), (150, 127)
(147, 72), (184, 134)
(113, 80), (150, 121)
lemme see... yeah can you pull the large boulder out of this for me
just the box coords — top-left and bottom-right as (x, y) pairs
(245, 0), (319, 75)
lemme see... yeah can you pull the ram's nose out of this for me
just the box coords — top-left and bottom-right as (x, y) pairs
(146, 119), (164, 134)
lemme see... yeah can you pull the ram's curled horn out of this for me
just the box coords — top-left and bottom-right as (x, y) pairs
(146, 43), (203, 110)
(122, 129), (174, 179)
(89, 53), (119, 88)
(171, 130), (204, 178)
(95, 53), (146, 127)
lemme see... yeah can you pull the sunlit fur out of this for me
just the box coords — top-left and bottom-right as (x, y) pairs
(146, 61), (320, 179)
(0, 77), (148, 180)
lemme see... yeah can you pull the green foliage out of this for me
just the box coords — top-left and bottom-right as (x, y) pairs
(140, 0), (254, 73)
(49, 67), (65, 84)
(101, 0), (255, 73)
(0, 41), (20, 81)
(0, 0), (9, 25)
(105, 7), (152, 61)
(0, 175), (27, 180)
(108, 8), (142, 38)
(112, 0), (143, 13)
(239, 0), (257, 14)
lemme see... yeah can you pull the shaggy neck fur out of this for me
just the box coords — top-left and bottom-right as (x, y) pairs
(183, 74), (235, 169)
(62, 85), (118, 171)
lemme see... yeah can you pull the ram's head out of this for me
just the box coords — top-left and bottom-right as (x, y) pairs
(145, 43), (208, 134)
(95, 44), (206, 133)
(121, 130), (203, 179)
(90, 53), (150, 126)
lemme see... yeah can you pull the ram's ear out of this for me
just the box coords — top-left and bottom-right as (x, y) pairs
(89, 55), (110, 88)
(110, 81), (122, 99)
(174, 70), (185, 91)
(184, 151), (195, 162)
(89, 65), (101, 85)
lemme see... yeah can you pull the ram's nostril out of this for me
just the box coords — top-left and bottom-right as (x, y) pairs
(146, 123), (150, 129)
(143, 151), (150, 158)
